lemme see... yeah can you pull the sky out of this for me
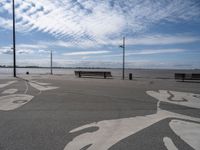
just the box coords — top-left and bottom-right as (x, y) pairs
(0, 0), (200, 69)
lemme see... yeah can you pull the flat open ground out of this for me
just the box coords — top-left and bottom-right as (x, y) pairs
(0, 75), (200, 150)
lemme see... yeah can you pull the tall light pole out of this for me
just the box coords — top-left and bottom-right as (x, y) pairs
(12, 0), (16, 77)
(50, 50), (53, 75)
(119, 37), (125, 80)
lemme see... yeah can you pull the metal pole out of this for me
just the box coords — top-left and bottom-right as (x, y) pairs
(12, 0), (16, 77)
(122, 37), (125, 80)
(50, 50), (53, 75)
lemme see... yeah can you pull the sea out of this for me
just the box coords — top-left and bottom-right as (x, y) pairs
(1, 68), (200, 79)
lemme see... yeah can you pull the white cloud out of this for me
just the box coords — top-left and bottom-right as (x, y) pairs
(126, 49), (185, 55)
(17, 44), (48, 49)
(103, 34), (200, 47)
(0, 17), (12, 30)
(125, 35), (200, 45)
(42, 40), (102, 49)
(17, 49), (34, 54)
(0, 47), (34, 55)
(87, 49), (185, 58)
(50, 41), (76, 48)
(63, 51), (111, 56)
(0, 47), (13, 55)
(38, 49), (49, 54)
(39, 34), (200, 49)
(0, 0), (199, 44)
(0, 44), (49, 55)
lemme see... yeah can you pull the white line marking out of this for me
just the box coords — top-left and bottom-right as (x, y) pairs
(146, 90), (200, 109)
(31, 80), (52, 86)
(170, 120), (200, 150)
(29, 82), (58, 91)
(0, 81), (17, 88)
(2, 89), (18, 94)
(0, 94), (34, 111)
(64, 91), (200, 150)
(24, 80), (29, 94)
(163, 137), (178, 150)
(64, 110), (200, 150)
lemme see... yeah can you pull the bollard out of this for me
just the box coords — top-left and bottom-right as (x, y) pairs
(78, 72), (81, 78)
(129, 73), (132, 80)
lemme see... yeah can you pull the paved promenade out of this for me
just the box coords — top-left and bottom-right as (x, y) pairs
(0, 75), (199, 150)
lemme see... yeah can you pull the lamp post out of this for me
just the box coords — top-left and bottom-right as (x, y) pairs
(12, 0), (16, 77)
(50, 50), (53, 75)
(119, 37), (125, 80)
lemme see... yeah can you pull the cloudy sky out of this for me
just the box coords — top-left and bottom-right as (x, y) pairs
(0, 0), (200, 69)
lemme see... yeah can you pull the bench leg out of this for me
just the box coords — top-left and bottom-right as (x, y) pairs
(79, 72), (81, 78)
(182, 75), (185, 82)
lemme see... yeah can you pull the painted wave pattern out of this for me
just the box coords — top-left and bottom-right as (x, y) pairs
(64, 90), (200, 150)
(0, 79), (58, 111)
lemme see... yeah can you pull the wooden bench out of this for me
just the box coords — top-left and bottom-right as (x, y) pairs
(75, 71), (112, 79)
(175, 73), (200, 81)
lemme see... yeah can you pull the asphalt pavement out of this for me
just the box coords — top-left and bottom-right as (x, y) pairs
(0, 75), (199, 150)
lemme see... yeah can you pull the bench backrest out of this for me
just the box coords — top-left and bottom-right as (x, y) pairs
(192, 74), (200, 79)
(175, 73), (185, 79)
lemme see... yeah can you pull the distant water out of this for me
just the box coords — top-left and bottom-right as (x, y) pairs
(0, 68), (200, 79)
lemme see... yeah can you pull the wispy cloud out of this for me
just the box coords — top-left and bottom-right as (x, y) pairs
(0, 44), (49, 55)
(63, 51), (111, 56)
(126, 49), (185, 55)
(0, 47), (34, 55)
(39, 34), (200, 49)
(0, 47), (13, 55)
(17, 44), (48, 49)
(0, 17), (12, 30)
(104, 34), (200, 47)
(89, 49), (185, 58)
(0, 0), (199, 43)
(51, 40), (103, 49)
(125, 35), (200, 45)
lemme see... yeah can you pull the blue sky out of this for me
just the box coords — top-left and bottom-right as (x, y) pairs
(0, 0), (200, 69)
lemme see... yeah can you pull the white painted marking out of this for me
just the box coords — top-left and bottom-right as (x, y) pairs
(31, 81), (51, 86)
(64, 90), (200, 150)
(170, 120), (200, 150)
(29, 82), (58, 91)
(0, 94), (34, 111)
(2, 89), (18, 94)
(24, 80), (29, 94)
(0, 81), (17, 88)
(147, 90), (200, 109)
(163, 137), (178, 150)
(64, 110), (200, 150)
